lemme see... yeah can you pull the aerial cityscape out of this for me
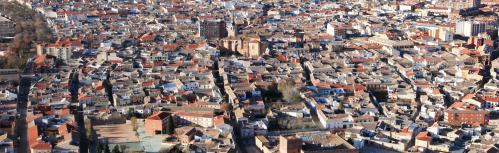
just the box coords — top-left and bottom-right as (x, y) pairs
(0, 0), (498, 152)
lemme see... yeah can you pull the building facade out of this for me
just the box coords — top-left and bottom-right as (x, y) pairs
(144, 112), (170, 135)
(455, 21), (486, 37)
(444, 110), (489, 126)
(198, 20), (227, 40)
(279, 135), (302, 153)
(435, 0), (481, 10)
(175, 111), (214, 127)
(0, 16), (15, 39)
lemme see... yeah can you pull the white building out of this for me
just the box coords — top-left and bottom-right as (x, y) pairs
(45, 45), (72, 62)
(175, 111), (214, 128)
(0, 90), (17, 101)
(326, 23), (335, 36)
(438, 29), (454, 41)
(455, 21), (486, 37)
(317, 109), (354, 129)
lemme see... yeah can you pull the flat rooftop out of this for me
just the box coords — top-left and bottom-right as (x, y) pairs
(0, 16), (11, 22)
(94, 123), (140, 144)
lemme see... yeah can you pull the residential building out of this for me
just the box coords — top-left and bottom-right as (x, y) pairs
(279, 135), (302, 153)
(144, 112), (170, 135)
(455, 21), (486, 37)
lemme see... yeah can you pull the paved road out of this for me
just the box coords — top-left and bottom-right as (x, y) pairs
(300, 59), (326, 129)
(14, 76), (31, 153)
(239, 138), (261, 153)
(360, 145), (399, 153)
(70, 70), (89, 153)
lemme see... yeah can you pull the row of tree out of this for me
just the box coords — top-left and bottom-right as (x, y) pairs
(0, 1), (54, 69)
(163, 115), (175, 135)
(96, 142), (128, 153)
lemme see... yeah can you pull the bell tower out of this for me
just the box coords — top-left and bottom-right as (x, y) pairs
(226, 16), (237, 38)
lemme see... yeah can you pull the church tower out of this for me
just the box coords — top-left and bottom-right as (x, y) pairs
(226, 16), (237, 38)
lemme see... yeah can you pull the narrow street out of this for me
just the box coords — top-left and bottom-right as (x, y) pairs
(212, 55), (245, 153)
(379, 54), (421, 120)
(69, 70), (89, 153)
(300, 59), (326, 129)
(14, 76), (31, 153)
(14, 59), (35, 153)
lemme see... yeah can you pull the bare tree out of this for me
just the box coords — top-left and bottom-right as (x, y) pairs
(277, 78), (302, 103)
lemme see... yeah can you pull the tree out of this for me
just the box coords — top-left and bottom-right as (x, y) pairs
(165, 115), (175, 135)
(268, 119), (278, 130)
(119, 145), (127, 153)
(130, 116), (138, 132)
(0, 1), (54, 70)
(126, 108), (134, 119)
(111, 145), (121, 153)
(220, 103), (233, 112)
(169, 145), (183, 153)
(103, 71), (114, 106)
(104, 142), (111, 153)
(158, 148), (169, 153)
(84, 119), (95, 145)
(277, 78), (302, 103)
(338, 101), (345, 111)
(96, 143), (104, 153)
(159, 145), (182, 153)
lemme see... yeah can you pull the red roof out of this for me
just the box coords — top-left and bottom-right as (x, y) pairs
(185, 43), (206, 50)
(462, 94), (475, 100)
(109, 60), (123, 63)
(153, 61), (164, 66)
(298, 13), (310, 17)
(432, 89), (441, 95)
(414, 81), (431, 87)
(142, 81), (154, 87)
(416, 132), (431, 141)
(147, 112), (169, 120)
(400, 128), (412, 135)
(482, 96), (499, 102)
(163, 44), (178, 51)
(34, 55), (48, 66)
(213, 115), (225, 126)
(143, 62), (153, 68)
(175, 111), (213, 118)
(198, 15), (215, 20)
(276, 55), (288, 62)
(27, 125), (39, 147)
(351, 58), (375, 63)
(342, 84), (366, 90)
(35, 83), (49, 90)
(31, 142), (51, 150)
(139, 33), (155, 42)
(449, 102), (477, 110)
(95, 86), (104, 91)
(58, 108), (71, 116)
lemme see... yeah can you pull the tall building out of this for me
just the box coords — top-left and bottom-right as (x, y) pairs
(481, 0), (499, 5)
(226, 23), (237, 38)
(198, 19), (227, 40)
(144, 112), (170, 135)
(444, 102), (489, 127)
(226, 18), (238, 38)
(455, 21), (486, 37)
(326, 23), (335, 36)
(279, 135), (302, 153)
(219, 35), (267, 58)
(40, 39), (83, 62)
(436, 0), (481, 10)
(0, 15), (15, 39)
(445, 110), (489, 126)
(429, 28), (454, 42)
